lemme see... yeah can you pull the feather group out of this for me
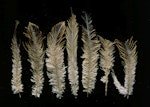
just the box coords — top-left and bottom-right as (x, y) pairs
(11, 11), (138, 99)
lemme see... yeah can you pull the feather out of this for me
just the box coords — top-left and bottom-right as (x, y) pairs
(66, 13), (79, 97)
(23, 22), (45, 98)
(113, 36), (138, 98)
(111, 70), (127, 95)
(99, 36), (115, 96)
(81, 12), (100, 96)
(11, 20), (23, 97)
(46, 21), (66, 99)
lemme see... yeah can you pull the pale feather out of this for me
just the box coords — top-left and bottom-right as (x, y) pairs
(11, 20), (23, 97)
(66, 14), (79, 97)
(81, 12), (100, 95)
(23, 22), (45, 98)
(46, 21), (66, 99)
(99, 36), (115, 96)
(114, 36), (137, 98)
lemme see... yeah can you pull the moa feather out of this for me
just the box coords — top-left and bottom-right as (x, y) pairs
(23, 22), (45, 98)
(11, 20), (23, 97)
(66, 13), (79, 97)
(46, 21), (66, 99)
(112, 36), (137, 98)
(99, 36), (115, 96)
(81, 12), (100, 95)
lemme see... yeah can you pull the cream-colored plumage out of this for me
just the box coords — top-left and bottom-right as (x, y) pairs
(112, 36), (137, 98)
(46, 21), (66, 99)
(81, 12), (100, 96)
(11, 20), (23, 97)
(66, 14), (79, 97)
(99, 36), (115, 96)
(23, 22), (45, 98)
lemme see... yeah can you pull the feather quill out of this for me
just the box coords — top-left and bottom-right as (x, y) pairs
(46, 21), (66, 99)
(11, 20), (23, 97)
(81, 12), (100, 96)
(112, 36), (137, 98)
(99, 36), (115, 96)
(66, 13), (79, 97)
(23, 22), (45, 98)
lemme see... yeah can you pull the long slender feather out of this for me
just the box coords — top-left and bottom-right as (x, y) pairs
(11, 20), (23, 97)
(23, 22), (45, 98)
(113, 36), (138, 98)
(99, 36), (115, 96)
(66, 13), (79, 97)
(46, 21), (66, 99)
(81, 12), (100, 96)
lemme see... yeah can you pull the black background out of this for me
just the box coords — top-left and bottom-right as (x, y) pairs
(0, 0), (149, 107)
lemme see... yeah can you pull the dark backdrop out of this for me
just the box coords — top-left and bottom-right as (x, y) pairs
(0, 0), (149, 107)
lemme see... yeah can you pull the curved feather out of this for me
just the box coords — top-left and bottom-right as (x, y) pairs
(114, 36), (137, 98)
(46, 21), (66, 99)
(23, 22), (45, 98)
